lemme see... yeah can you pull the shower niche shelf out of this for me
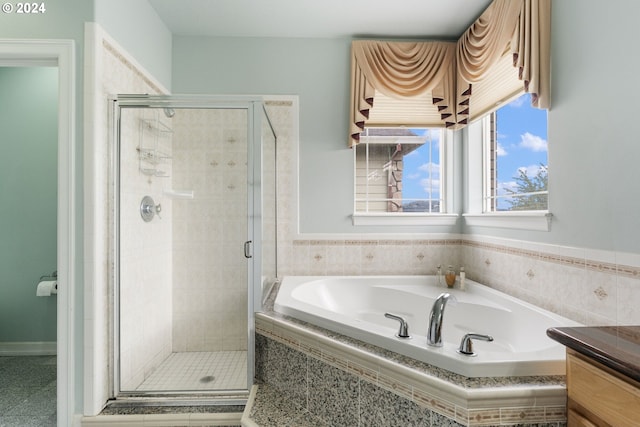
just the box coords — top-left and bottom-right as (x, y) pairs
(138, 116), (173, 178)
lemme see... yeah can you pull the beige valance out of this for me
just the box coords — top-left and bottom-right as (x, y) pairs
(349, 41), (456, 146)
(456, 0), (550, 123)
(511, 0), (551, 109)
(349, 0), (551, 146)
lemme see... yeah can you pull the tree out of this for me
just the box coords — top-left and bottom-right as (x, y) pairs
(505, 164), (548, 210)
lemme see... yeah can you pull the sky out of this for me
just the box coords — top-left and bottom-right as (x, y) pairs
(494, 93), (548, 197)
(403, 129), (441, 204)
(402, 92), (548, 208)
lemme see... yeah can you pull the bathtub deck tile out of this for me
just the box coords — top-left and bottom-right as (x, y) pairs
(359, 381), (431, 427)
(499, 406), (546, 424)
(377, 372), (413, 400)
(256, 313), (566, 390)
(307, 357), (359, 427)
(455, 406), (469, 425)
(466, 408), (502, 426)
(255, 309), (567, 427)
(320, 350), (349, 372)
(347, 360), (378, 384)
(260, 338), (307, 407)
(545, 405), (567, 422)
(246, 384), (327, 427)
(432, 412), (466, 427)
(412, 387), (457, 420)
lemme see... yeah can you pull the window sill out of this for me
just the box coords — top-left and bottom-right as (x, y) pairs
(352, 213), (459, 226)
(463, 211), (552, 231)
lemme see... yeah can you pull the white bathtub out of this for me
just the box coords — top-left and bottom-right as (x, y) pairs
(274, 275), (580, 378)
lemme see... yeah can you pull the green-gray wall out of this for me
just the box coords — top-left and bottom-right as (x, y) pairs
(172, 0), (640, 254)
(1, 2), (90, 413)
(1, 0), (172, 414)
(0, 67), (58, 342)
(94, 0), (172, 90)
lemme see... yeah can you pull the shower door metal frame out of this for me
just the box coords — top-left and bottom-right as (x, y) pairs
(109, 94), (265, 402)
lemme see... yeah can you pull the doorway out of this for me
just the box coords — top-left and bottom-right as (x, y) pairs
(0, 39), (76, 426)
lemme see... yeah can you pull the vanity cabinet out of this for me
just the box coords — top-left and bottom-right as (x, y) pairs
(566, 349), (640, 427)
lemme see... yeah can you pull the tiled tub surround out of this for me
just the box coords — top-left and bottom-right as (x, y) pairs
(254, 312), (567, 427)
(279, 238), (640, 328)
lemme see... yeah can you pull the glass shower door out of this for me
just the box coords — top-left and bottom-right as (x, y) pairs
(113, 98), (266, 397)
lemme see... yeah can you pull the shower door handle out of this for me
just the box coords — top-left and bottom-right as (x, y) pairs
(244, 241), (253, 258)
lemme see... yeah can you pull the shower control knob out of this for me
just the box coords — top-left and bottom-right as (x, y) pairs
(140, 195), (161, 222)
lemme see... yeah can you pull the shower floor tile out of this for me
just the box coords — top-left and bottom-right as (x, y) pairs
(137, 351), (247, 391)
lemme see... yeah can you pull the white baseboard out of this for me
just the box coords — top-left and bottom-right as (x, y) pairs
(0, 341), (57, 356)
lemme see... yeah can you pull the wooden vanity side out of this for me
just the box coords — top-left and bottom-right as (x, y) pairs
(567, 349), (640, 427)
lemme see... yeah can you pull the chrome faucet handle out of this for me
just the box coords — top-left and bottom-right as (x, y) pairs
(384, 313), (411, 339)
(457, 333), (494, 356)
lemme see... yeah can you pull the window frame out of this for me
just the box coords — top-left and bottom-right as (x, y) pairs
(463, 94), (552, 231)
(352, 127), (458, 226)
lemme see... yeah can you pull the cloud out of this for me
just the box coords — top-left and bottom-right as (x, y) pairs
(497, 142), (507, 156)
(497, 181), (518, 195)
(419, 177), (441, 195)
(517, 164), (547, 177)
(519, 132), (547, 152)
(508, 96), (526, 108)
(418, 162), (440, 176)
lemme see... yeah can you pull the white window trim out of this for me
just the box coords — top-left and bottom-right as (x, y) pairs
(463, 211), (552, 231)
(464, 111), (552, 232)
(352, 212), (459, 226)
(352, 129), (457, 226)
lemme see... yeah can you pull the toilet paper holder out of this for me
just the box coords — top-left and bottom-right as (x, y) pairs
(37, 270), (58, 296)
(39, 271), (57, 281)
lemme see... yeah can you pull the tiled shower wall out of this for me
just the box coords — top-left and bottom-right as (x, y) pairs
(171, 109), (249, 352)
(268, 100), (640, 328)
(118, 107), (173, 390)
(89, 30), (173, 393)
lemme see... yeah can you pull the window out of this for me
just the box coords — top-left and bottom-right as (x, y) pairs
(483, 92), (548, 212)
(354, 127), (446, 215)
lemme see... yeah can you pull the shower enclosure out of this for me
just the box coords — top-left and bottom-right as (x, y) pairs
(109, 95), (276, 403)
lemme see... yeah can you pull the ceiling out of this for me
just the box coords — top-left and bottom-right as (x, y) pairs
(148, 0), (493, 39)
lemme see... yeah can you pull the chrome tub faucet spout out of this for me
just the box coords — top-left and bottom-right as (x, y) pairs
(427, 292), (455, 347)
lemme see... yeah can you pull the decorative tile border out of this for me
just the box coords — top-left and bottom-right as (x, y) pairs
(102, 40), (166, 94)
(288, 237), (639, 279)
(255, 312), (566, 427)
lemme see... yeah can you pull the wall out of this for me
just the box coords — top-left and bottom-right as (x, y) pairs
(462, 0), (640, 255)
(171, 1), (640, 254)
(1, 0), (173, 415)
(0, 0), (92, 415)
(94, 0), (172, 90)
(171, 108), (248, 352)
(171, 1), (640, 330)
(0, 67), (58, 346)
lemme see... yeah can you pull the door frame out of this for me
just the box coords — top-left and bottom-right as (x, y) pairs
(0, 39), (77, 426)
(109, 95), (263, 400)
